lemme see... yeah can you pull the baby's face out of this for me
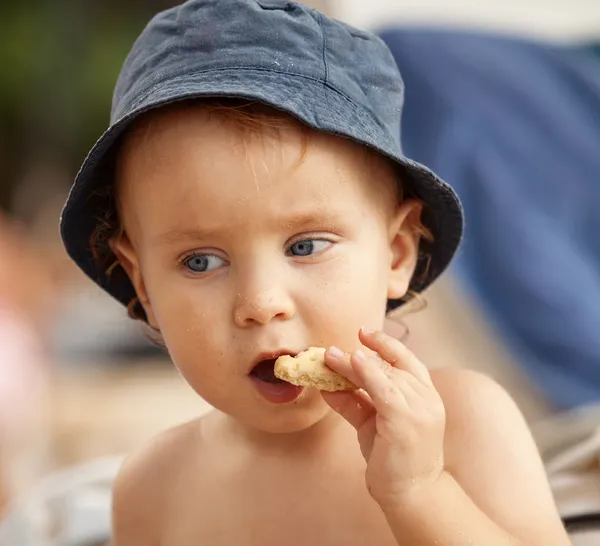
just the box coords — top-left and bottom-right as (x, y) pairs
(115, 105), (419, 434)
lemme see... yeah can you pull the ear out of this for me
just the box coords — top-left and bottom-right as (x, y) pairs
(110, 234), (159, 329)
(387, 199), (423, 300)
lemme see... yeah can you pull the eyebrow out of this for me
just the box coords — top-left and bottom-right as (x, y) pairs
(153, 211), (342, 246)
(153, 228), (220, 246)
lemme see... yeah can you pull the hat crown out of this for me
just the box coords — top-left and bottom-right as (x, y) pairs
(112, 0), (404, 146)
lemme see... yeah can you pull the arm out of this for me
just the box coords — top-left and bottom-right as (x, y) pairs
(323, 330), (570, 546)
(384, 370), (570, 545)
(382, 471), (521, 545)
(382, 369), (569, 544)
(401, 368), (569, 546)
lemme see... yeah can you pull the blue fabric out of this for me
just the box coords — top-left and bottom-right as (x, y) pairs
(379, 28), (600, 409)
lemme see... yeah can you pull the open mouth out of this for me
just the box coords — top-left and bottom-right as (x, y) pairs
(249, 353), (304, 404)
(250, 359), (286, 384)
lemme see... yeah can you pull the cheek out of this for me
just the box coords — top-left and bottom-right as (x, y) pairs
(158, 299), (224, 354)
(336, 234), (390, 297)
(143, 262), (227, 327)
(161, 321), (232, 398)
(302, 241), (390, 336)
(143, 277), (230, 371)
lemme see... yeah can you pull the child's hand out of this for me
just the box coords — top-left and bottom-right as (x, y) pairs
(322, 328), (446, 509)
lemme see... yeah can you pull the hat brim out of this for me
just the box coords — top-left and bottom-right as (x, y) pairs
(61, 69), (463, 319)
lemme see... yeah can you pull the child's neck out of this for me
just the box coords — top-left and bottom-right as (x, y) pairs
(219, 408), (352, 458)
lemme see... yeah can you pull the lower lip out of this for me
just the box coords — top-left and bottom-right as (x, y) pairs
(250, 377), (304, 404)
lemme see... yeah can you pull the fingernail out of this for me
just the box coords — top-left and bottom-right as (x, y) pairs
(361, 326), (376, 335)
(353, 348), (368, 364)
(328, 346), (344, 359)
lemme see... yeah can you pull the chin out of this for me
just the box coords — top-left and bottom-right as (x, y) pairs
(236, 389), (333, 435)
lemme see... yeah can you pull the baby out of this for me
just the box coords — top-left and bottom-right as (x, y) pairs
(59, 1), (569, 544)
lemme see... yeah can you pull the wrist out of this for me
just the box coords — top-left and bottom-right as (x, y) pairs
(377, 470), (453, 517)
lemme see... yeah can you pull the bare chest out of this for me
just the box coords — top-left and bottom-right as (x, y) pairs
(162, 465), (398, 546)
(164, 496), (398, 546)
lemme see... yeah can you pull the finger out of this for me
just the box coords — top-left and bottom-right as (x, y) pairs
(356, 348), (440, 414)
(386, 367), (430, 400)
(325, 346), (363, 387)
(351, 349), (409, 412)
(348, 345), (423, 399)
(321, 390), (375, 431)
(359, 328), (432, 385)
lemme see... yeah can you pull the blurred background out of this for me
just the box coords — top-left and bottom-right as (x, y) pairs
(0, 0), (599, 544)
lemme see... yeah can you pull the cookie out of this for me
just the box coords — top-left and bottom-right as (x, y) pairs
(274, 347), (358, 392)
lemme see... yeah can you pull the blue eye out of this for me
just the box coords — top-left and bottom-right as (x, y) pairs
(288, 239), (332, 257)
(183, 254), (225, 273)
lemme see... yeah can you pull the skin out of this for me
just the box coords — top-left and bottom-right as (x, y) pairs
(110, 104), (569, 545)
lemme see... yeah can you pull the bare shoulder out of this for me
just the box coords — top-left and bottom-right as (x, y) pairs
(430, 367), (533, 462)
(430, 367), (518, 430)
(111, 418), (205, 546)
(430, 367), (536, 475)
(430, 367), (569, 544)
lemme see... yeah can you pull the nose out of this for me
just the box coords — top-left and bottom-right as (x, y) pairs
(233, 279), (295, 328)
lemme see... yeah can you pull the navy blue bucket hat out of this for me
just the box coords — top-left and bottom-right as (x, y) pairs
(60, 0), (463, 318)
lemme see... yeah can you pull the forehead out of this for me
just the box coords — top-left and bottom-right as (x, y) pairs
(116, 104), (395, 238)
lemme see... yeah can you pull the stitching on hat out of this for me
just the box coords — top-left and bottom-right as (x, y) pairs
(124, 68), (329, 113)
(123, 67), (383, 134)
(111, 71), (383, 164)
(316, 12), (329, 84)
(89, 70), (390, 202)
